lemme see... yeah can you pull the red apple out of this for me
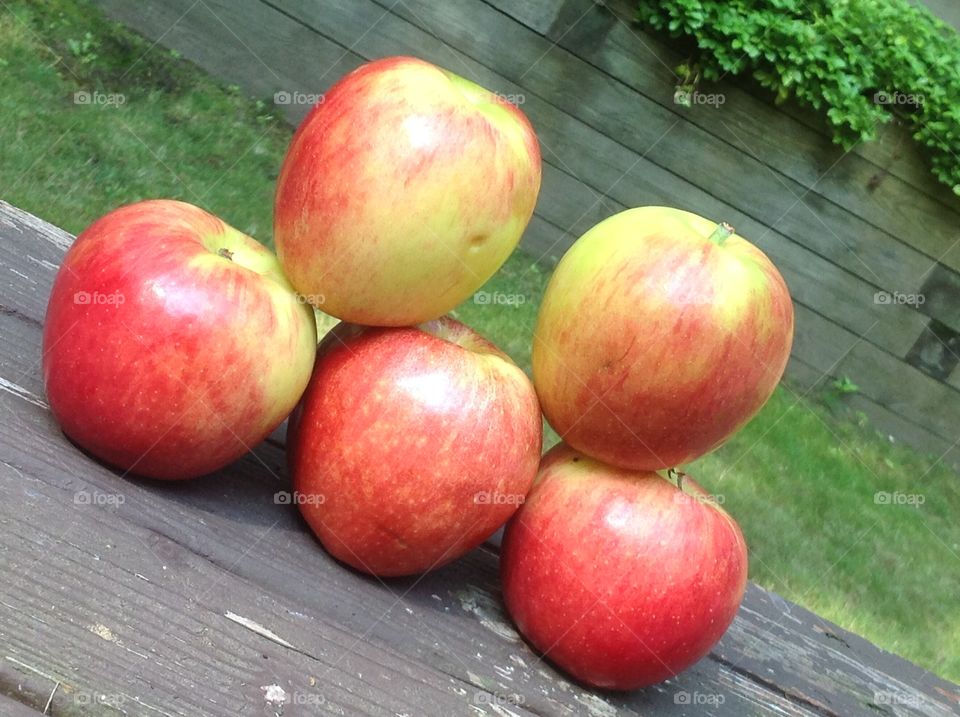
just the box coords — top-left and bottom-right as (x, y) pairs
(500, 443), (748, 690)
(288, 317), (541, 576)
(274, 56), (542, 326)
(533, 206), (793, 470)
(42, 200), (317, 480)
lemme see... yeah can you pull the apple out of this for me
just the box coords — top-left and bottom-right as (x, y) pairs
(532, 206), (793, 470)
(42, 199), (317, 480)
(274, 56), (542, 326)
(287, 317), (541, 576)
(500, 443), (748, 690)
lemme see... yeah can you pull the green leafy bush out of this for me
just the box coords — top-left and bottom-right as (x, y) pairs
(636, 0), (960, 195)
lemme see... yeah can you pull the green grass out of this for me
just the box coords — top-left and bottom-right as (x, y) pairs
(4, 0), (959, 685)
(0, 0), (289, 241)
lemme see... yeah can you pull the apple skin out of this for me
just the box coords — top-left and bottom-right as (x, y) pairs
(287, 317), (542, 576)
(500, 443), (748, 690)
(532, 206), (794, 471)
(274, 56), (542, 326)
(42, 200), (317, 480)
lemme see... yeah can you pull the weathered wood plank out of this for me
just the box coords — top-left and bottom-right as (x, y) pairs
(781, 354), (956, 462)
(724, 584), (960, 717)
(582, 0), (957, 209)
(5, 202), (960, 714)
(94, 0), (960, 298)
(67, 0), (944, 364)
(372, 0), (960, 348)
(488, 0), (566, 35)
(919, 264), (960, 335)
(0, 310), (956, 714)
(384, 0), (960, 279)
(0, 387), (936, 717)
(0, 464), (538, 717)
(92, 0), (361, 121)
(255, 0), (932, 361)
(543, 0), (960, 249)
(0, 308), (826, 717)
(912, 0), (960, 32)
(0, 200), (70, 325)
(0, 692), (44, 716)
(584, 0), (960, 213)
(791, 303), (960, 454)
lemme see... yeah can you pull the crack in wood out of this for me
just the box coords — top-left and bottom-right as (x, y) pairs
(711, 653), (841, 717)
(0, 305), (43, 329)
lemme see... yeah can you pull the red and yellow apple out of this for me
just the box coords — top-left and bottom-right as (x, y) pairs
(274, 56), (542, 326)
(287, 317), (541, 576)
(500, 443), (748, 690)
(532, 206), (793, 470)
(42, 200), (317, 480)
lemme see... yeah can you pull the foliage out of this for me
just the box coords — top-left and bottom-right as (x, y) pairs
(832, 375), (860, 395)
(637, 0), (960, 195)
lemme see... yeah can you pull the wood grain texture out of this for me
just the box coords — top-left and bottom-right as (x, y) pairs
(912, 0), (960, 31)
(363, 0), (955, 353)
(919, 265), (960, 335)
(0, 692), (44, 716)
(790, 303), (960, 455)
(781, 354), (957, 462)
(388, 0), (960, 279)
(4, 203), (960, 714)
(270, 0), (934, 361)
(579, 0), (960, 214)
(0, 302), (807, 715)
(0, 310), (820, 717)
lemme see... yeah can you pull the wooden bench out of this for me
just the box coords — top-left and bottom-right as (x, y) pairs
(1, 201), (958, 715)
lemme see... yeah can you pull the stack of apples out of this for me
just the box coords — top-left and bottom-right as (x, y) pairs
(42, 56), (793, 691)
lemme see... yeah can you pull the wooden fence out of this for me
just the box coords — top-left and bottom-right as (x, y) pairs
(92, 0), (960, 470)
(917, 0), (960, 31)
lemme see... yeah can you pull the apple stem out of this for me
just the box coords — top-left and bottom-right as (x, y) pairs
(708, 222), (735, 246)
(218, 248), (234, 261)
